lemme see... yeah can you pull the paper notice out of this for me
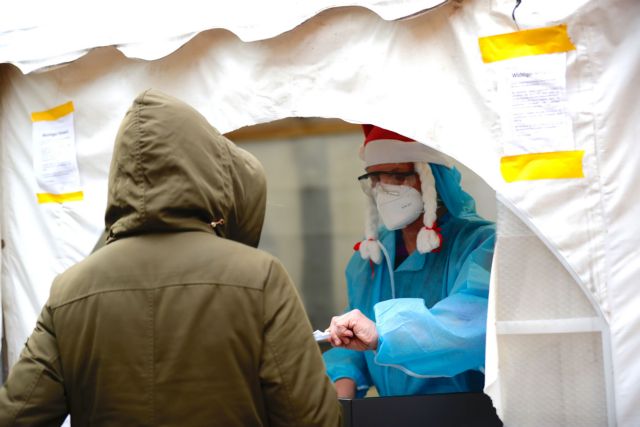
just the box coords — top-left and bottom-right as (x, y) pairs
(498, 53), (574, 156)
(32, 102), (83, 203)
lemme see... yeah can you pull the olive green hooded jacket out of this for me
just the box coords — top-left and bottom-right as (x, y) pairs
(0, 89), (341, 426)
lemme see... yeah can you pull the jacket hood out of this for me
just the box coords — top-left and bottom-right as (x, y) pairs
(104, 89), (266, 247)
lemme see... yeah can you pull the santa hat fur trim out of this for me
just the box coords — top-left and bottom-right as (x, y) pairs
(360, 125), (453, 168)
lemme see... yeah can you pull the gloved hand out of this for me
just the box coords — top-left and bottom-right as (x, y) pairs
(328, 309), (379, 351)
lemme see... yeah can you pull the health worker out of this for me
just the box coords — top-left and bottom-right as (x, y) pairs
(323, 125), (496, 398)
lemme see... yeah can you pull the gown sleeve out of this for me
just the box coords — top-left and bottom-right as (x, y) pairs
(322, 253), (375, 397)
(373, 224), (496, 378)
(322, 347), (372, 397)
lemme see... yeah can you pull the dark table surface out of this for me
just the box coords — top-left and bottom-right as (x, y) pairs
(339, 392), (503, 427)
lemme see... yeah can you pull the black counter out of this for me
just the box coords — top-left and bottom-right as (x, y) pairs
(339, 392), (502, 427)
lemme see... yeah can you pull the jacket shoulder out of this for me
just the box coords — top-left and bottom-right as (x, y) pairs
(48, 232), (282, 307)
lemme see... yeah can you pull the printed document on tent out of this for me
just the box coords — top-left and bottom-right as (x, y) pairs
(31, 101), (84, 203)
(479, 24), (583, 182)
(498, 53), (574, 156)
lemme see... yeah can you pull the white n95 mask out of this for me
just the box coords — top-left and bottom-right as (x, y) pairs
(374, 184), (423, 230)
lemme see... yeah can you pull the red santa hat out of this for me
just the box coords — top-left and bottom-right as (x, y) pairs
(357, 125), (452, 264)
(360, 124), (452, 167)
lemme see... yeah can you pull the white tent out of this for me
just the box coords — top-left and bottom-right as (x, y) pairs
(1, 0), (639, 425)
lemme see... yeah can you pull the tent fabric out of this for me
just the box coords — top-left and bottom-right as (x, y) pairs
(484, 199), (612, 426)
(1, 0), (639, 425)
(0, 0), (446, 74)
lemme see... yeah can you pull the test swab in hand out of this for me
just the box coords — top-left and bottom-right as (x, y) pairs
(313, 329), (331, 342)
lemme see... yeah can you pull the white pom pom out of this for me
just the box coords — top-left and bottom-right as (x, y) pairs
(417, 227), (441, 254)
(359, 239), (382, 264)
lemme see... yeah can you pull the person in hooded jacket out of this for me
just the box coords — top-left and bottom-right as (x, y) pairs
(323, 125), (496, 398)
(0, 89), (342, 427)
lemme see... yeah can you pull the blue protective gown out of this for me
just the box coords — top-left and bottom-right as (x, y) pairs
(323, 164), (496, 397)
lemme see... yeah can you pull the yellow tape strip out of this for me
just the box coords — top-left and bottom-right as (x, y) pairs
(37, 191), (84, 204)
(31, 101), (74, 122)
(500, 151), (584, 182)
(479, 24), (576, 63)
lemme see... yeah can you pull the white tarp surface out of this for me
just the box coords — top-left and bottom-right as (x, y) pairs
(0, 0), (446, 74)
(1, 0), (639, 425)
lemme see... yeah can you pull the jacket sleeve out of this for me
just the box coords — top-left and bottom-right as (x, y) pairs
(0, 304), (68, 426)
(259, 259), (342, 427)
(373, 227), (496, 378)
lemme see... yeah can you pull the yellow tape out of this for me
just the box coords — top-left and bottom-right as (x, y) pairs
(500, 151), (584, 182)
(479, 24), (576, 63)
(37, 191), (84, 204)
(31, 101), (74, 122)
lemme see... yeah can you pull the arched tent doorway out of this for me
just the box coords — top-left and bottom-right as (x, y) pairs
(225, 117), (497, 334)
(2, 1), (639, 425)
